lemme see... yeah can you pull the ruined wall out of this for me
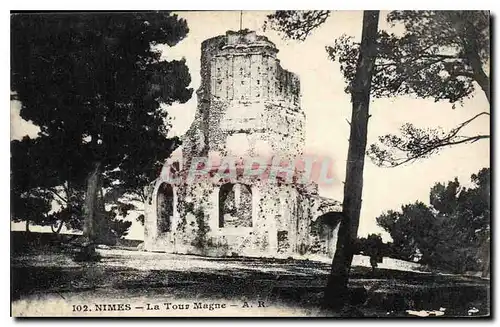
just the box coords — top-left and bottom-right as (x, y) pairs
(182, 29), (305, 165)
(144, 178), (341, 258)
(144, 30), (339, 259)
(145, 179), (310, 258)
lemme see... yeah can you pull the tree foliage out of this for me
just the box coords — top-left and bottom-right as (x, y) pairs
(326, 11), (491, 167)
(268, 10), (491, 167)
(377, 201), (437, 263)
(266, 10), (491, 306)
(267, 10), (381, 308)
(264, 11), (330, 41)
(11, 135), (86, 232)
(367, 112), (490, 167)
(328, 11), (489, 103)
(377, 168), (490, 274)
(11, 12), (193, 241)
(354, 233), (389, 270)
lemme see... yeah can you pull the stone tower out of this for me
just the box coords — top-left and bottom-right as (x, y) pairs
(144, 30), (340, 258)
(183, 29), (305, 164)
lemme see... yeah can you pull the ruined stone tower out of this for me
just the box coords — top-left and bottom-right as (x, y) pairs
(144, 30), (340, 258)
(189, 29), (305, 161)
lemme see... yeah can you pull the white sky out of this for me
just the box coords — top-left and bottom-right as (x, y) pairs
(11, 11), (490, 241)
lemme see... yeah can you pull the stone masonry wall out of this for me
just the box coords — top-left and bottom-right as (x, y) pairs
(144, 30), (340, 259)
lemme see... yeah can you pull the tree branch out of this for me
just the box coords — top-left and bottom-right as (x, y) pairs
(49, 188), (68, 204)
(265, 11), (331, 41)
(368, 112), (490, 167)
(373, 134), (489, 167)
(447, 112), (490, 139)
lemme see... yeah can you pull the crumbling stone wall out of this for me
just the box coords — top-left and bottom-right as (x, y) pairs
(144, 30), (340, 259)
(144, 179), (340, 258)
(182, 29), (304, 165)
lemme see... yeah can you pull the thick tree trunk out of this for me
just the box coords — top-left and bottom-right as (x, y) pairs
(474, 71), (490, 104)
(464, 44), (490, 104)
(323, 10), (380, 309)
(82, 161), (102, 258)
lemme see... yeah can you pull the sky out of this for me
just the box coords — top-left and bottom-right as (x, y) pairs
(11, 11), (490, 241)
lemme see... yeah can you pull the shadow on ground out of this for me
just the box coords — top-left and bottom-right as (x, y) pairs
(11, 247), (490, 317)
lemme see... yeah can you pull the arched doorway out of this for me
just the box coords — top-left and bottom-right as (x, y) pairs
(157, 183), (174, 233)
(311, 212), (342, 256)
(219, 183), (252, 228)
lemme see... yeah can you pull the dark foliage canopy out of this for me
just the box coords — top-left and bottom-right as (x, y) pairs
(327, 11), (489, 103)
(11, 12), (193, 237)
(267, 10), (490, 168)
(377, 168), (490, 273)
(264, 11), (330, 41)
(354, 234), (388, 260)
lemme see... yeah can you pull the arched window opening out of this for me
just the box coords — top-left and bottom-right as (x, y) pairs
(219, 183), (252, 228)
(157, 183), (174, 233)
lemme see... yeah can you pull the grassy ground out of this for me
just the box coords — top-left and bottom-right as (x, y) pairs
(11, 244), (490, 317)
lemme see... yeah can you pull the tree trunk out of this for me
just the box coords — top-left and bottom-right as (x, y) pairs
(323, 10), (380, 309)
(25, 219), (30, 233)
(464, 20), (490, 104)
(481, 238), (490, 278)
(82, 161), (102, 258)
(465, 46), (490, 104)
